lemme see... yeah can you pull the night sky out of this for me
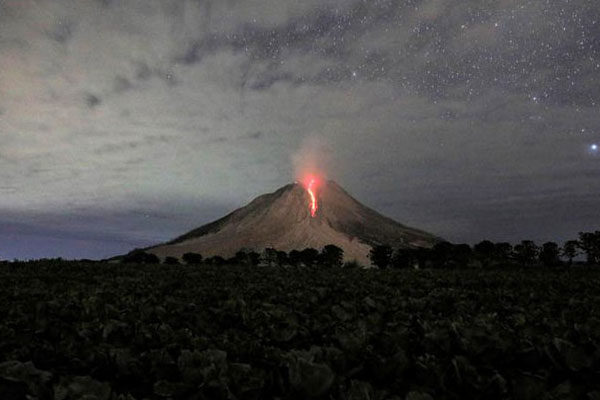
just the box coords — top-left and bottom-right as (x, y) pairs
(1, 0), (599, 260)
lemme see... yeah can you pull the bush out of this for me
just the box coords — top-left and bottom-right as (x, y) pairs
(369, 245), (392, 269)
(182, 252), (203, 265)
(122, 250), (160, 264)
(343, 259), (362, 269)
(164, 256), (180, 265)
(320, 245), (344, 268)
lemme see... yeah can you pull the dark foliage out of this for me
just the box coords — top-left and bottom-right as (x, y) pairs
(562, 240), (579, 266)
(163, 256), (180, 265)
(288, 250), (302, 266)
(473, 240), (496, 267)
(204, 255), (226, 266)
(319, 245), (344, 268)
(299, 248), (319, 267)
(263, 248), (278, 267)
(578, 231), (600, 264)
(369, 245), (393, 269)
(391, 248), (417, 269)
(451, 243), (473, 266)
(229, 250), (260, 267)
(1, 262), (600, 399)
(494, 242), (513, 263)
(342, 259), (362, 269)
(539, 242), (561, 267)
(247, 251), (261, 267)
(513, 240), (539, 266)
(430, 241), (455, 268)
(122, 250), (160, 264)
(377, 232), (600, 271)
(182, 252), (203, 265)
(275, 250), (288, 267)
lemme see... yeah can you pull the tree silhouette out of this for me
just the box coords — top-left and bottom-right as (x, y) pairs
(513, 240), (538, 266)
(451, 244), (473, 267)
(275, 250), (288, 266)
(182, 252), (203, 265)
(369, 245), (393, 269)
(299, 248), (319, 266)
(474, 240), (495, 267)
(232, 250), (260, 266)
(561, 240), (579, 266)
(122, 250), (160, 264)
(248, 251), (261, 266)
(494, 242), (513, 264)
(391, 248), (416, 269)
(539, 242), (561, 267)
(288, 250), (302, 266)
(264, 248), (278, 267)
(343, 259), (362, 269)
(320, 244), (344, 268)
(414, 247), (432, 269)
(205, 255), (226, 266)
(233, 250), (249, 266)
(578, 231), (600, 265)
(431, 241), (454, 268)
(164, 256), (180, 265)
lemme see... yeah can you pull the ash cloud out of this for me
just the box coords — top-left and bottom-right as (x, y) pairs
(292, 137), (334, 183)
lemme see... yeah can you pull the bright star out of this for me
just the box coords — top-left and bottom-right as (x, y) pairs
(591, 144), (598, 152)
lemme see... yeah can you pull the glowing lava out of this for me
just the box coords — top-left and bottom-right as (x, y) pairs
(301, 175), (321, 217)
(307, 179), (318, 217)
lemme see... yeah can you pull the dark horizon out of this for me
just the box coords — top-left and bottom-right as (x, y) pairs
(1, 1), (599, 260)
(1, 179), (597, 261)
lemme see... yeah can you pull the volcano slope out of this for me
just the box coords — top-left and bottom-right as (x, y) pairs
(147, 181), (439, 265)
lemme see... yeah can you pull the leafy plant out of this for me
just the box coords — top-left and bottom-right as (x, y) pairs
(1, 262), (600, 399)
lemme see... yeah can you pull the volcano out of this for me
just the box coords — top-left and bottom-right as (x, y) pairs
(146, 180), (439, 265)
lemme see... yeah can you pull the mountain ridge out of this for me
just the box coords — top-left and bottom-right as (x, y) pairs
(146, 180), (440, 264)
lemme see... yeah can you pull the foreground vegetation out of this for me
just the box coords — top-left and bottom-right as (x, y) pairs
(1, 262), (600, 399)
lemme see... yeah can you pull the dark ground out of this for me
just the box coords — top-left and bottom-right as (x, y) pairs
(1, 262), (599, 399)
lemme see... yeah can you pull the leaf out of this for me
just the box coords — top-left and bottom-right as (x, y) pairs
(0, 360), (53, 399)
(332, 304), (352, 321)
(348, 380), (374, 400)
(53, 375), (111, 400)
(588, 391), (600, 400)
(363, 296), (377, 309)
(0, 377), (27, 400)
(405, 391), (434, 400)
(229, 363), (266, 395)
(153, 380), (191, 398)
(288, 353), (335, 398)
(511, 374), (546, 400)
(553, 338), (593, 372)
(549, 381), (575, 400)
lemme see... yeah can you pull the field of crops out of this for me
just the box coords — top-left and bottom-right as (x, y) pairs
(1, 262), (600, 400)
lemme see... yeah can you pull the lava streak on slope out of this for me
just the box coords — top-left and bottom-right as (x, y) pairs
(301, 175), (321, 217)
(307, 179), (318, 217)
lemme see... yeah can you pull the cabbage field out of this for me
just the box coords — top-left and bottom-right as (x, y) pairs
(1, 262), (599, 399)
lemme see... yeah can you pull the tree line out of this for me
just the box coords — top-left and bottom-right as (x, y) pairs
(121, 244), (348, 268)
(369, 230), (600, 269)
(113, 230), (600, 269)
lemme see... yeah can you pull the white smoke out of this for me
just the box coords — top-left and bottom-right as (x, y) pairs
(291, 136), (332, 183)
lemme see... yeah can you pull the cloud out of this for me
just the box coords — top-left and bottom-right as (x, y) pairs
(46, 19), (76, 44)
(0, 0), (598, 259)
(85, 93), (101, 108)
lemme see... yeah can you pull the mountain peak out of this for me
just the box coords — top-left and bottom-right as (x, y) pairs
(148, 181), (439, 265)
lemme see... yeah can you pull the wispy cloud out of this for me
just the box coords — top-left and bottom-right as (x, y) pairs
(0, 0), (599, 259)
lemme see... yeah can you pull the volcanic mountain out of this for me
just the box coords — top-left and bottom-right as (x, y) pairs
(147, 180), (439, 265)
